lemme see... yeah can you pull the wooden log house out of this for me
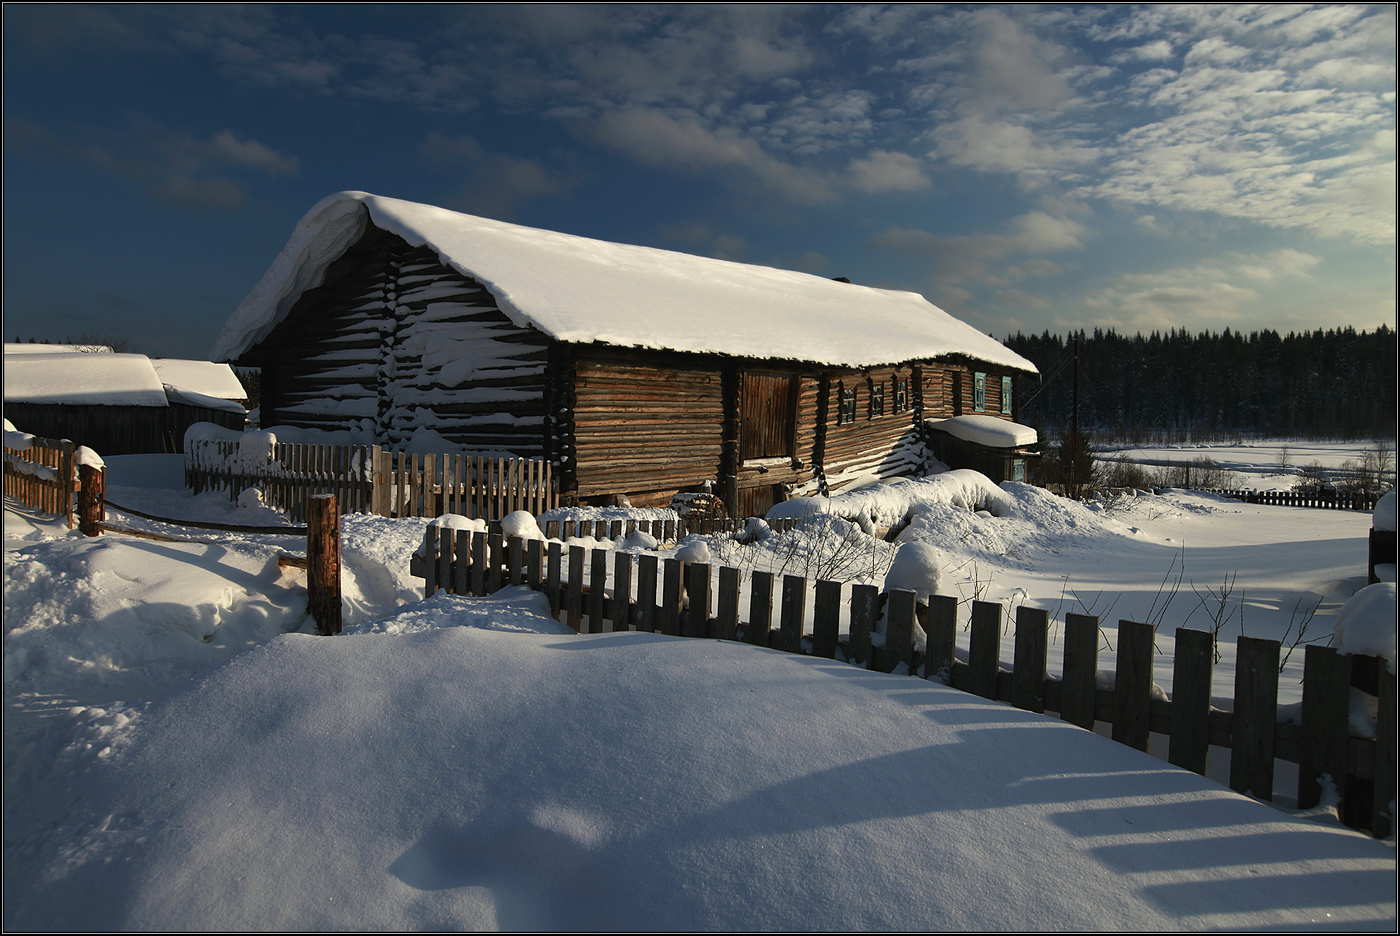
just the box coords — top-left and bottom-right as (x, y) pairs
(213, 192), (1037, 515)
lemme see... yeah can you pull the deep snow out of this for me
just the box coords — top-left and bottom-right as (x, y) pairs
(3, 443), (1396, 931)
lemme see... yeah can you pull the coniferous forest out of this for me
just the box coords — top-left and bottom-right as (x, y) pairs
(1006, 326), (1397, 440)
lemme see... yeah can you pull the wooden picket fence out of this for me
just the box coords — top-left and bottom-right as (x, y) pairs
(1207, 488), (1384, 511)
(185, 441), (555, 522)
(3, 434), (76, 527)
(416, 527), (1396, 838)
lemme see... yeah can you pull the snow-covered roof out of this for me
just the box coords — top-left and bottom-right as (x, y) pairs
(3, 343), (114, 354)
(928, 415), (1038, 448)
(152, 359), (247, 401)
(212, 192), (1038, 374)
(2, 351), (168, 407)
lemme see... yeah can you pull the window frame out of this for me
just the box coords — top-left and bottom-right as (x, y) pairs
(1001, 375), (1013, 415)
(868, 380), (885, 419)
(837, 383), (857, 425)
(974, 371), (987, 412)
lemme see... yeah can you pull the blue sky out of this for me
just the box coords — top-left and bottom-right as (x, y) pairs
(3, 4), (1395, 360)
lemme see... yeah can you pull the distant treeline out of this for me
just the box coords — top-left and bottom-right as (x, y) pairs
(1006, 325), (1397, 440)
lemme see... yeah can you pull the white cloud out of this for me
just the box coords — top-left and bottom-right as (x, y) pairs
(847, 150), (930, 194)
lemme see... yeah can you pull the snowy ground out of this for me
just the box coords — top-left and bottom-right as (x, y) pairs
(4, 445), (1396, 931)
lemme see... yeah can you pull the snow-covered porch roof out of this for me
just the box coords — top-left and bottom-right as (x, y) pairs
(927, 415), (1038, 449)
(212, 191), (1039, 375)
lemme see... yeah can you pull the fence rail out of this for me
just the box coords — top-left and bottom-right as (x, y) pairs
(185, 441), (555, 522)
(4, 435), (76, 527)
(416, 527), (1396, 839)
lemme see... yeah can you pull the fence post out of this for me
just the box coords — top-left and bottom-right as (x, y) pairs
(778, 575), (807, 653)
(307, 494), (342, 636)
(1374, 664), (1396, 838)
(848, 584), (877, 667)
(812, 580), (841, 659)
(77, 463), (105, 537)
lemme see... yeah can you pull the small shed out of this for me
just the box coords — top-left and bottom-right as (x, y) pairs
(213, 192), (1037, 513)
(2, 348), (246, 455)
(924, 415), (1040, 484)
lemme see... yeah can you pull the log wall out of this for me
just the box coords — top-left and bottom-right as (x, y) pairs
(568, 348), (726, 506)
(245, 225), (550, 454)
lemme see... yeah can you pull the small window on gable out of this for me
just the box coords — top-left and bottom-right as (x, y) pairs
(892, 377), (909, 414)
(1001, 376), (1013, 415)
(974, 372), (987, 412)
(838, 384), (856, 425)
(869, 381), (885, 418)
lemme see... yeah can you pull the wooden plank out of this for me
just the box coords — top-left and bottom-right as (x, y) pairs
(1297, 644), (1350, 809)
(885, 590), (916, 672)
(812, 580), (841, 659)
(437, 521), (454, 595)
(1230, 635), (1280, 801)
(1061, 613), (1099, 730)
(716, 566), (740, 641)
(779, 575), (806, 653)
(967, 601), (1001, 699)
(848, 584), (876, 667)
(1374, 663), (1396, 838)
(1168, 628), (1213, 775)
(566, 544), (585, 632)
(661, 559), (682, 637)
(925, 595), (956, 683)
(685, 563), (711, 637)
(636, 554), (658, 633)
(423, 526), (439, 599)
(454, 529), (471, 597)
(1011, 605), (1049, 713)
(588, 549), (608, 634)
(612, 552), (632, 632)
(546, 540), (562, 616)
(487, 533), (504, 593)
(1113, 620), (1155, 752)
(526, 537), (543, 593)
(747, 571), (773, 646)
(508, 536), (523, 587)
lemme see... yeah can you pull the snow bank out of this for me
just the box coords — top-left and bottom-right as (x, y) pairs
(212, 192), (1038, 374)
(1333, 582), (1397, 673)
(769, 469), (1013, 529)
(928, 415), (1038, 448)
(3, 418), (34, 451)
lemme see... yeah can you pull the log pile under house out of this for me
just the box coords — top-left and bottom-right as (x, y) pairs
(213, 192), (1037, 515)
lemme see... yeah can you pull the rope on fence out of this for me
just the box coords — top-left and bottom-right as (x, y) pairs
(104, 499), (308, 535)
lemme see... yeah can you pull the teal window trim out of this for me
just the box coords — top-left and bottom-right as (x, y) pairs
(1001, 376), (1012, 415)
(974, 372), (986, 412)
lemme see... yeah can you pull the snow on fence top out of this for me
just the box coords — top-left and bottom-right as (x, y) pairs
(212, 191), (1039, 374)
(3, 351), (168, 407)
(928, 415), (1038, 448)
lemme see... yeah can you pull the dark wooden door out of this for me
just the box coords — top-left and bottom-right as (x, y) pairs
(741, 373), (796, 461)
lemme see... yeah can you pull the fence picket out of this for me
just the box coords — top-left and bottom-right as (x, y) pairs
(1012, 606), (1049, 713)
(747, 571), (773, 646)
(636, 554), (658, 633)
(613, 552), (633, 632)
(589, 549), (608, 633)
(686, 563), (711, 638)
(925, 595), (956, 683)
(968, 601), (1001, 699)
(1061, 613), (1099, 730)
(779, 575), (806, 653)
(1113, 620), (1155, 752)
(1169, 628), (1214, 775)
(1231, 635), (1280, 800)
(812, 580), (841, 659)
(717, 567), (740, 641)
(1298, 644), (1350, 809)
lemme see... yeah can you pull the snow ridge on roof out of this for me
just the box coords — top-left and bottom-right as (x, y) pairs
(2, 351), (168, 407)
(212, 191), (1038, 374)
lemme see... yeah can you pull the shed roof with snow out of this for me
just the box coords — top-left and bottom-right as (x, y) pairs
(211, 191), (1037, 374)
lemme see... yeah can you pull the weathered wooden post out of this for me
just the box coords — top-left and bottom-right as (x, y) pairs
(306, 494), (342, 636)
(76, 455), (105, 537)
